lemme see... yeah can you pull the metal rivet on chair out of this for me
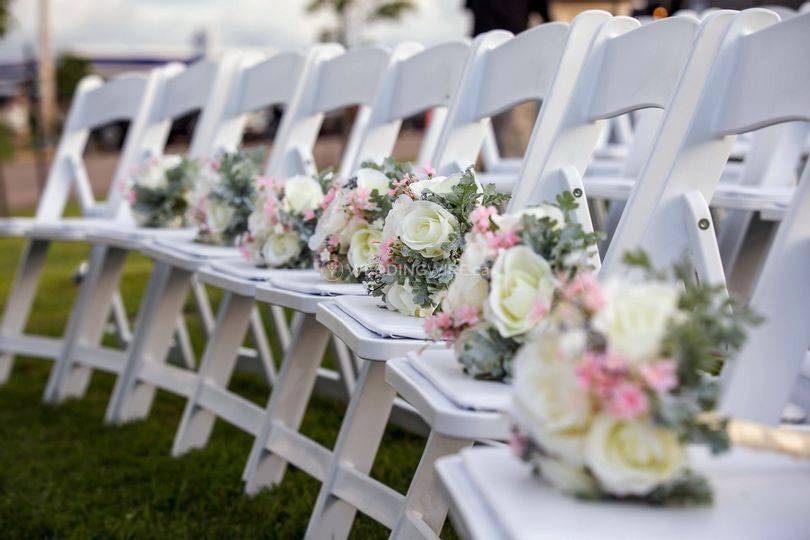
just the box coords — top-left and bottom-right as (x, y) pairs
(698, 218), (710, 230)
(573, 187), (583, 198)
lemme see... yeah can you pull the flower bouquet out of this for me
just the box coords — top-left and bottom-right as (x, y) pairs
(363, 166), (510, 317)
(186, 149), (262, 246)
(238, 170), (336, 268)
(127, 155), (198, 228)
(424, 193), (600, 380)
(510, 252), (760, 505)
(309, 158), (415, 282)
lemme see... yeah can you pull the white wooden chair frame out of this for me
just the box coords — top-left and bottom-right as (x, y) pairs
(288, 12), (624, 539)
(392, 9), (810, 540)
(0, 67), (166, 384)
(438, 106), (810, 540)
(38, 55), (268, 403)
(165, 39), (472, 479)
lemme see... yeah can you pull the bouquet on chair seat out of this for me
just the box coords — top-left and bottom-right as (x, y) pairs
(509, 252), (760, 505)
(186, 149), (262, 246)
(424, 193), (600, 379)
(309, 158), (415, 282)
(363, 165), (510, 317)
(238, 169), (337, 269)
(127, 155), (198, 228)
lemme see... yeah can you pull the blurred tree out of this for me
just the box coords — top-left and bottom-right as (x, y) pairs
(56, 54), (91, 104)
(306, 0), (416, 45)
(0, 0), (12, 37)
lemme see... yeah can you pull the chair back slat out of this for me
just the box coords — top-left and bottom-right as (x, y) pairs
(386, 41), (469, 121)
(431, 11), (613, 177)
(588, 17), (699, 119)
(714, 14), (810, 135)
(76, 73), (150, 130)
(311, 46), (392, 113)
(161, 59), (219, 120)
(236, 51), (306, 115)
(511, 14), (705, 211)
(475, 22), (569, 118)
(719, 168), (810, 424)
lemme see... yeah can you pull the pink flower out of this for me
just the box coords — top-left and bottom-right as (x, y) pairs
(528, 298), (548, 322)
(640, 359), (678, 393)
(303, 209), (316, 221)
(485, 229), (519, 250)
(453, 305), (479, 326)
(257, 176), (277, 190)
(320, 185), (339, 209)
(378, 238), (395, 267)
(508, 429), (527, 458)
(470, 206), (498, 234)
(327, 234), (341, 248)
(263, 197), (277, 216)
(420, 165), (436, 177)
(608, 382), (649, 419)
(424, 311), (453, 337)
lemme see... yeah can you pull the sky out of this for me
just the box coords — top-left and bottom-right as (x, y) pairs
(0, 0), (472, 63)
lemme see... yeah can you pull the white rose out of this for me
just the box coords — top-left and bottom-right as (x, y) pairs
(513, 336), (592, 466)
(137, 162), (167, 190)
(492, 204), (565, 232)
(584, 414), (685, 497)
(442, 270), (488, 314)
(339, 217), (367, 250)
(309, 190), (348, 250)
(206, 201), (235, 235)
(410, 171), (482, 197)
(355, 168), (390, 194)
(486, 245), (555, 337)
(348, 227), (381, 276)
(283, 175), (324, 214)
(381, 195), (415, 242)
(398, 200), (459, 258)
(534, 457), (598, 496)
(592, 281), (680, 365)
(262, 231), (302, 267)
(384, 283), (434, 318)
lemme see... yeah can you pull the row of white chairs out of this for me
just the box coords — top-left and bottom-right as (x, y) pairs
(0, 7), (808, 539)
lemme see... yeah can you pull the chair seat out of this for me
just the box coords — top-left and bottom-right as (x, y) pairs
(196, 266), (259, 297)
(438, 446), (810, 540)
(24, 217), (127, 242)
(315, 300), (440, 360)
(385, 354), (509, 440)
(141, 237), (240, 271)
(584, 176), (791, 215)
(85, 223), (196, 250)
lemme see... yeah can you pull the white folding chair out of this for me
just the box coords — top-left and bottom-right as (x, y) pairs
(380, 12), (751, 539)
(39, 55), (253, 403)
(98, 42), (425, 427)
(165, 38), (471, 480)
(437, 129), (810, 540)
(298, 12), (619, 539)
(168, 39), (438, 453)
(0, 67), (167, 384)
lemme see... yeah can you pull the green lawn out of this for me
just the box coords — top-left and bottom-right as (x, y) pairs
(0, 235), (456, 539)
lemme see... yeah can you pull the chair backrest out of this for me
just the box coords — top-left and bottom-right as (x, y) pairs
(342, 40), (471, 174)
(718, 166), (810, 424)
(103, 54), (244, 221)
(605, 11), (810, 275)
(509, 14), (707, 218)
(206, 50), (307, 154)
(34, 69), (161, 220)
(263, 44), (401, 179)
(429, 11), (613, 179)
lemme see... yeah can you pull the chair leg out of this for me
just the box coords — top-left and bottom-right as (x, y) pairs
(105, 261), (193, 424)
(249, 305), (276, 384)
(110, 290), (132, 346)
(390, 431), (472, 539)
(172, 291), (255, 456)
(304, 360), (396, 540)
(243, 312), (331, 492)
(0, 239), (50, 383)
(43, 245), (128, 402)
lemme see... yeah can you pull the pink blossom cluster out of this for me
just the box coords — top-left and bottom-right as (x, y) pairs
(424, 304), (481, 341)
